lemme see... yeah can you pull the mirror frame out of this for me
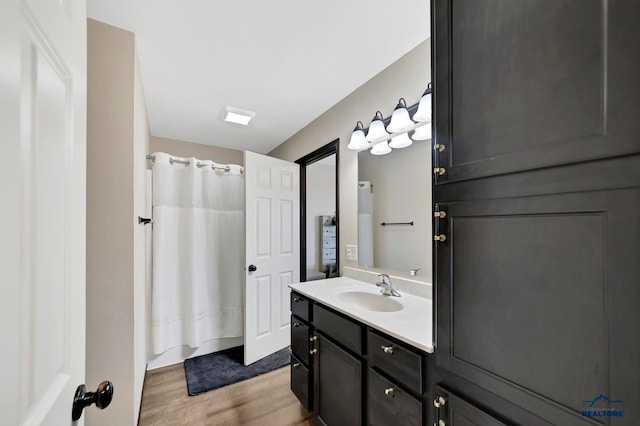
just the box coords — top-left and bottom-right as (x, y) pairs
(296, 139), (340, 282)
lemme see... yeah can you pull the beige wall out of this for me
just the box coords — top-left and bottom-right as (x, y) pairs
(150, 136), (244, 165)
(132, 48), (150, 422)
(269, 40), (431, 275)
(87, 19), (148, 425)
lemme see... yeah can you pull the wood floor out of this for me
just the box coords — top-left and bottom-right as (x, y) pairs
(138, 363), (313, 426)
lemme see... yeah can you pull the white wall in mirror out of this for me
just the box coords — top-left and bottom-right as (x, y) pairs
(358, 140), (432, 280)
(306, 155), (336, 273)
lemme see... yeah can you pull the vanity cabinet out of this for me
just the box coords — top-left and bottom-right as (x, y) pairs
(290, 291), (430, 426)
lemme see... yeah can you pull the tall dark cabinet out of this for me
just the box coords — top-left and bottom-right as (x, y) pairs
(432, 1), (640, 425)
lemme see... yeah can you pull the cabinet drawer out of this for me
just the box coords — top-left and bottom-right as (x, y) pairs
(368, 368), (422, 426)
(368, 329), (423, 394)
(291, 354), (312, 412)
(322, 226), (336, 236)
(322, 248), (336, 260)
(291, 317), (311, 366)
(313, 304), (363, 355)
(322, 238), (336, 249)
(290, 292), (311, 323)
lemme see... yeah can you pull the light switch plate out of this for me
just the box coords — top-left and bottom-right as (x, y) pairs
(346, 245), (358, 261)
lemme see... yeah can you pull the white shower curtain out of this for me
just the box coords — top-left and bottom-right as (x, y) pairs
(151, 152), (244, 354)
(358, 181), (374, 268)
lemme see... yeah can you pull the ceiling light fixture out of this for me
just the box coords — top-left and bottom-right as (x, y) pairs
(347, 121), (368, 150)
(222, 106), (255, 125)
(365, 111), (390, 143)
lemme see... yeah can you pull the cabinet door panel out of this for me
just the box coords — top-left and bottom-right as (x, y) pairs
(315, 334), (362, 426)
(435, 187), (640, 425)
(435, 387), (508, 426)
(433, 0), (640, 182)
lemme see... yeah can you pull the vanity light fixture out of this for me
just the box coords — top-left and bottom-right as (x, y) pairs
(411, 124), (432, 141)
(347, 81), (431, 155)
(222, 106), (255, 125)
(412, 83), (432, 122)
(370, 140), (392, 155)
(389, 132), (413, 149)
(386, 98), (415, 133)
(365, 111), (390, 143)
(347, 121), (369, 150)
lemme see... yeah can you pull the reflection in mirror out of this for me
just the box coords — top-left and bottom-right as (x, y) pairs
(305, 154), (337, 280)
(357, 140), (432, 280)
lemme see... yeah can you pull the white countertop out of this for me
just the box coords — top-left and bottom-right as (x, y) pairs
(289, 276), (434, 353)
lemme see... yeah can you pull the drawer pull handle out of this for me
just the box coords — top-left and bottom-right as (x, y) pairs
(293, 322), (301, 328)
(310, 348), (318, 355)
(293, 297), (302, 303)
(384, 387), (395, 398)
(292, 363), (300, 368)
(381, 345), (394, 354)
(309, 335), (318, 342)
(433, 421), (446, 426)
(434, 395), (446, 408)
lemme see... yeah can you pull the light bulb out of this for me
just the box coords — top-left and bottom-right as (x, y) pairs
(370, 141), (392, 155)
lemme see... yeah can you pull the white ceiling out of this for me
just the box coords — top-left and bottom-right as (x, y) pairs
(87, 1), (430, 154)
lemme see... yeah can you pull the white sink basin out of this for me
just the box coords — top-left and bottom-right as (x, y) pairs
(336, 291), (403, 312)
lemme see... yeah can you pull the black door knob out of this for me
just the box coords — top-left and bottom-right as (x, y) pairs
(72, 381), (114, 421)
(248, 264), (257, 272)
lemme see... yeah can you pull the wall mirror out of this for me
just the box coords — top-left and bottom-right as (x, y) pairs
(297, 139), (340, 282)
(357, 135), (432, 281)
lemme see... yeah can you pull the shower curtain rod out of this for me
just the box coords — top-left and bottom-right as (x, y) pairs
(146, 154), (243, 173)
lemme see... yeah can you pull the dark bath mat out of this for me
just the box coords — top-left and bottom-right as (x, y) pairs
(184, 345), (290, 396)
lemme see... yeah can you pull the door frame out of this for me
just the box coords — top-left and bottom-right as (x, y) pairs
(295, 139), (340, 282)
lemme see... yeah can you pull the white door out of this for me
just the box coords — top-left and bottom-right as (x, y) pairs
(244, 151), (300, 365)
(0, 0), (87, 423)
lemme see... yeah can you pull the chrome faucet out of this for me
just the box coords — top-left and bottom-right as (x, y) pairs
(376, 274), (401, 297)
